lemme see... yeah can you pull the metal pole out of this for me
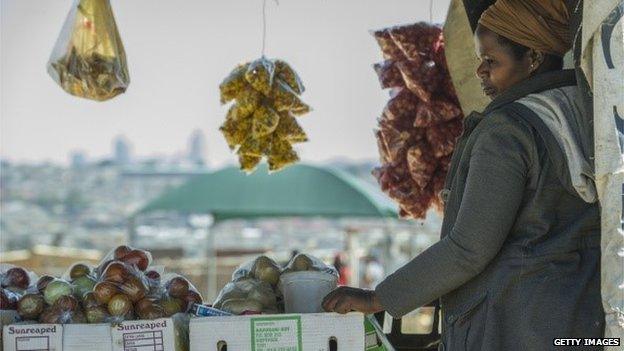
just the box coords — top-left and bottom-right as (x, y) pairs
(206, 222), (218, 302)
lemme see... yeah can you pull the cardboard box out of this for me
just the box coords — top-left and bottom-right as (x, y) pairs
(2, 317), (184, 351)
(190, 313), (364, 351)
(0, 311), (19, 351)
(111, 318), (177, 351)
(2, 324), (63, 351)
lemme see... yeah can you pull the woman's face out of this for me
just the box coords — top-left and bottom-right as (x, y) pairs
(474, 28), (533, 99)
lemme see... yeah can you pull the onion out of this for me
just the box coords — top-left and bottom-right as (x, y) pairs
(102, 261), (129, 284)
(86, 306), (109, 323)
(94, 281), (118, 305)
(37, 275), (55, 293)
(69, 264), (91, 280)
(166, 277), (190, 298)
(82, 292), (101, 309)
(55, 295), (79, 311)
(253, 256), (281, 286)
(161, 296), (184, 317)
(43, 279), (73, 305)
(183, 290), (203, 311)
(114, 245), (132, 260)
(39, 306), (63, 324)
(3, 267), (30, 290)
(73, 276), (96, 298)
(0, 288), (19, 310)
(17, 293), (45, 320)
(138, 304), (165, 320)
(145, 270), (161, 289)
(107, 294), (132, 316)
(119, 276), (147, 303)
(120, 250), (150, 271)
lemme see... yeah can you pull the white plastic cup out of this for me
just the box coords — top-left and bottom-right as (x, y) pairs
(279, 271), (338, 313)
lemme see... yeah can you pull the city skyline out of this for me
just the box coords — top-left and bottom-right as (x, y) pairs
(1, 0), (450, 166)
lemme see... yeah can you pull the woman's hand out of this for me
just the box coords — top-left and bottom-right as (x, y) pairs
(322, 286), (384, 314)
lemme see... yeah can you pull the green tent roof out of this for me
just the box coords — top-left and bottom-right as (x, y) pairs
(137, 164), (397, 220)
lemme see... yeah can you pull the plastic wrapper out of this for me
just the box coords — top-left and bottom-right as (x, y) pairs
(378, 118), (411, 162)
(426, 119), (463, 158)
(384, 88), (419, 122)
(252, 105), (281, 138)
(238, 154), (262, 173)
(90, 246), (154, 322)
(271, 80), (310, 114)
(406, 143), (438, 189)
(373, 60), (404, 89)
(213, 279), (279, 315)
(395, 60), (440, 103)
(372, 23), (465, 219)
(267, 138), (299, 172)
(219, 63), (250, 104)
(1, 265), (37, 295)
(220, 58), (310, 173)
(161, 274), (203, 315)
(282, 253), (338, 276)
(388, 23), (443, 62)
(275, 59), (305, 94)
(371, 28), (405, 60)
(47, 0), (129, 101)
(275, 112), (308, 144)
(245, 57), (276, 96)
(414, 98), (462, 127)
(232, 256), (282, 287)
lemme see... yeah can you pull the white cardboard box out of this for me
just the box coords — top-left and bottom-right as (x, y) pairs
(111, 318), (176, 351)
(2, 324), (63, 351)
(2, 317), (182, 351)
(0, 311), (20, 351)
(190, 313), (364, 351)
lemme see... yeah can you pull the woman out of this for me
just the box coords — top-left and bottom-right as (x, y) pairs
(323, 1), (605, 350)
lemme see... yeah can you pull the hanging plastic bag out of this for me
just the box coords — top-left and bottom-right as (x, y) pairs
(47, 0), (129, 101)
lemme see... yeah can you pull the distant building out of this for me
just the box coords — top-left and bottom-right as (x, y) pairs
(69, 150), (87, 168)
(187, 129), (207, 166)
(113, 135), (132, 165)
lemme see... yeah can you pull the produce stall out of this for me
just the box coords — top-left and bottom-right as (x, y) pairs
(1, 0), (621, 349)
(133, 164), (398, 300)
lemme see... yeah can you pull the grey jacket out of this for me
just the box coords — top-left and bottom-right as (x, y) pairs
(376, 70), (605, 351)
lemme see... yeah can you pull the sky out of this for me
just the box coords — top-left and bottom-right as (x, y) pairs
(1, 0), (450, 166)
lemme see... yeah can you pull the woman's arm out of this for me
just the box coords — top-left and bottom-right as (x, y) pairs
(375, 117), (534, 317)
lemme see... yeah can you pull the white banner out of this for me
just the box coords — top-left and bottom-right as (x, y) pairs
(581, 0), (624, 340)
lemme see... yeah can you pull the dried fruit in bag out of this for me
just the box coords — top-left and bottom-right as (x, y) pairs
(47, 0), (129, 101)
(238, 137), (272, 158)
(426, 119), (463, 158)
(384, 88), (419, 122)
(275, 60), (305, 94)
(396, 60), (439, 103)
(389, 23), (442, 61)
(271, 80), (309, 113)
(414, 98), (462, 127)
(406, 143), (437, 189)
(245, 58), (275, 96)
(373, 61), (404, 89)
(220, 63), (250, 104)
(371, 28), (405, 60)
(275, 112), (308, 143)
(220, 58), (310, 173)
(268, 139), (299, 172)
(252, 105), (280, 138)
(220, 114), (252, 150)
(237, 87), (263, 118)
(238, 154), (262, 173)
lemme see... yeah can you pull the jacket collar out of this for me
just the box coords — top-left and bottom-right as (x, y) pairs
(482, 69), (577, 115)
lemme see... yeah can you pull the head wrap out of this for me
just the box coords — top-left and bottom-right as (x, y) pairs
(478, 0), (571, 56)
